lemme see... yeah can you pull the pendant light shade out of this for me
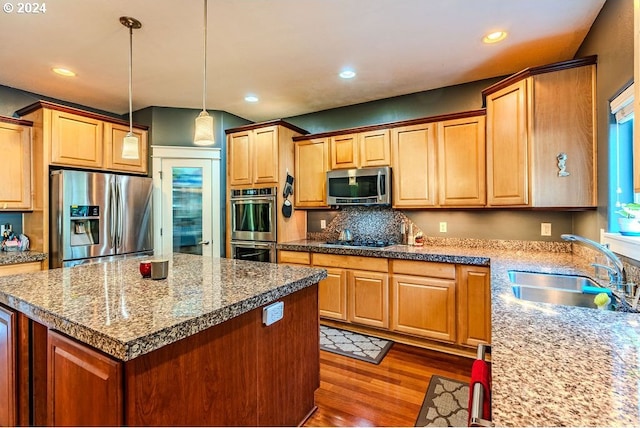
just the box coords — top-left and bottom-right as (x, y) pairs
(120, 16), (141, 159)
(194, 0), (215, 146)
(194, 111), (215, 146)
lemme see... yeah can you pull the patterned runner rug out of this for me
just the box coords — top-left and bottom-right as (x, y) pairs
(415, 375), (469, 427)
(319, 325), (393, 364)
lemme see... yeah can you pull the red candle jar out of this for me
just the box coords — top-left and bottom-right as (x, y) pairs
(139, 261), (152, 278)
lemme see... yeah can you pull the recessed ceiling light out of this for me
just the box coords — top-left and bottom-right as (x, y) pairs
(52, 67), (76, 77)
(244, 95), (259, 103)
(483, 31), (507, 44)
(339, 69), (356, 79)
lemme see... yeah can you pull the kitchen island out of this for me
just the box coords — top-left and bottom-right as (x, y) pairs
(278, 239), (640, 427)
(0, 253), (327, 426)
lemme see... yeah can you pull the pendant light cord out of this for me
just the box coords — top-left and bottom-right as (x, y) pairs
(202, 0), (208, 113)
(128, 24), (134, 134)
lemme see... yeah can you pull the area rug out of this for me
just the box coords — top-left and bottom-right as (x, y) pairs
(319, 325), (393, 364)
(415, 375), (469, 427)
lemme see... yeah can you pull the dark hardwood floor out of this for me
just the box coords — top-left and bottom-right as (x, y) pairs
(305, 343), (473, 427)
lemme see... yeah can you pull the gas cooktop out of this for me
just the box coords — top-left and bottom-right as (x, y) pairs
(323, 239), (395, 248)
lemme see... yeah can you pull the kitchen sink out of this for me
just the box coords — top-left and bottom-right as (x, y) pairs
(508, 270), (612, 309)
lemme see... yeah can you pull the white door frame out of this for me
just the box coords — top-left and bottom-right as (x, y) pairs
(152, 146), (221, 258)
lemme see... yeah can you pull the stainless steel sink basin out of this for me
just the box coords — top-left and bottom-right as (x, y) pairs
(508, 270), (612, 309)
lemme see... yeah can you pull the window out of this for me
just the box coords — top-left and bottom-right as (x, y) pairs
(604, 82), (640, 261)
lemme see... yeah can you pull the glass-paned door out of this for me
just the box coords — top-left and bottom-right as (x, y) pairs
(160, 158), (213, 257)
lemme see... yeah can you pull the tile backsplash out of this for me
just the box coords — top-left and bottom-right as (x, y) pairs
(306, 206), (419, 243)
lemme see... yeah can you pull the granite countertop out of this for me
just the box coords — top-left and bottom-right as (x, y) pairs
(0, 250), (47, 265)
(0, 253), (327, 361)
(278, 239), (640, 427)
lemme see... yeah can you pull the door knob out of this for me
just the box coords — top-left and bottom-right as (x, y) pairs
(198, 240), (210, 245)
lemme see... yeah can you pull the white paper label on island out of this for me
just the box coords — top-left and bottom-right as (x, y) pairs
(263, 301), (284, 326)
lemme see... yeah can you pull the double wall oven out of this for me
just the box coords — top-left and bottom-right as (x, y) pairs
(229, 187), (277, 263)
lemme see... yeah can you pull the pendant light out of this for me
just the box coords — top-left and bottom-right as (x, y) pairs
(194, 0), (215, 146)
(120, 16), (142, 159)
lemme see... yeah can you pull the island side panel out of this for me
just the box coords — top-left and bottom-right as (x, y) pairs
(257, 283), (320, 426)
(124, 310), (259, 426)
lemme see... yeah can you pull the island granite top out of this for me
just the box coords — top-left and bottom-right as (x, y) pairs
(0, 253), (326, 361)
(277, 239), (640, 427)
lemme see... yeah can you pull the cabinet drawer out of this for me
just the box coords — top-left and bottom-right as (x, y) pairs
(312, 253), (388, 272)
(390, 260), (455, 279)
(278, 251), (310, 265)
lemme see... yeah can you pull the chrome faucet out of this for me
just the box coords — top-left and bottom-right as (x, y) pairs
(561, 234), (631, 295)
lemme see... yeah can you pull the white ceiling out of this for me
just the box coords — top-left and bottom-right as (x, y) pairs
(1, 0), (606, 122)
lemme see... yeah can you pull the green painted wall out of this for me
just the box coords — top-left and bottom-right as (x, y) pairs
(574, 0), (634, 241)
(285, 78), (503, 134)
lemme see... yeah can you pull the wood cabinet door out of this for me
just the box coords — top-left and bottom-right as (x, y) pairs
(0, 122), (31, 210)
(0, 305), (16, 428)
(391, 274), (456, 342)
(48, 330), (123, 426)
(457, 265), (491, 347)
(438, 116), (486, 206)
(348, 270), (389, 328)
(486, 79), (529, 206)
(104, 123), (148, 174)
(295, 138), (329, 207)
(50, 110), (104, 168)
(228, 130), (252, 186)
(391, 123), (437, 207)
(359, 129), (391, 167)
(530, 66), (596, 207)
(318, 267), (348, 321)
(253, 126), (279, 184)
(330, 133), (358, 170)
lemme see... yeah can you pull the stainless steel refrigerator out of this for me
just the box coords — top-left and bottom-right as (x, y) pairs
(50, 170), (153, 268)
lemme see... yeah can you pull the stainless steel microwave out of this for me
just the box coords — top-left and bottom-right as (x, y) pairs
(326, 166), (391, 206)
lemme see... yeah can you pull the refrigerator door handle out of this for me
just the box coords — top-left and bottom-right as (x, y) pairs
(109, 178), (117, 248)
(116, 179), (123, 249)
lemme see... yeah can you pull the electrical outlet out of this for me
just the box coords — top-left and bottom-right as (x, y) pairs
(263, 301), (284, 326)
(320, 220), (326, 229)
(439, 222), (447, 233)
(541, 222), (552, 236)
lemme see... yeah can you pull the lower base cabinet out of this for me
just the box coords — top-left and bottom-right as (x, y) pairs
(391, 260), (457, 342)
(312, 254), (389, 328)
(319, 267), (348, 320)
(0, 305), (17, 427)
(278, 250), (491, 350)
(457, 265), (491, 347)
(48, 331), (123, 426)
(9, 285), (318, 427)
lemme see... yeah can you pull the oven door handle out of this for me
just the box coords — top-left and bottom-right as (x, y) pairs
(231, 196), (275, 203)
(234, 242), (273, 249)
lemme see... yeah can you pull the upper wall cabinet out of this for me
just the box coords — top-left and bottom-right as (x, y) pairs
(50, 110), (104, 168)
(104, 123), (148, 174)
(484, 57), (597, 208)
(294, 138), (329, 208)
(228, 126), (279, 186)
(437, 114), (486, 207)
(226, 122), (309, 189)
(391, 123), (438, 207)
(0, 118), (32, 211)
(16, 101), (149, 175)
(330, 129), (390, 170)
